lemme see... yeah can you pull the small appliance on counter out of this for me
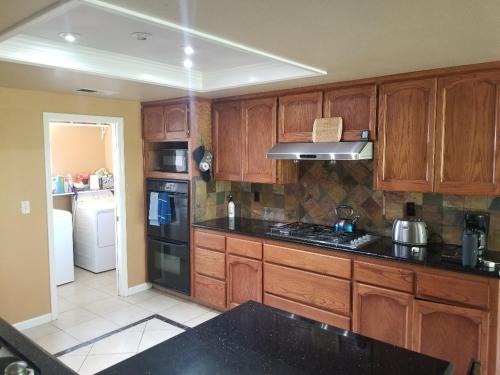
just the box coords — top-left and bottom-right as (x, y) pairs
(334, 205), (359, 233)
(461, 212), (490, 267)
(392, 218), (428, 246)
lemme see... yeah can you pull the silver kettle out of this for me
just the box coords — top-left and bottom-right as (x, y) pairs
(392, 218), (428, 245)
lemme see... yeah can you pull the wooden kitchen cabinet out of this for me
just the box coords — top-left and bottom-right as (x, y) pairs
(278, 91), (323, 142)
(142, 103), (189, 141)
(376, 78), (437, 192)
(226, 254), (263, 308)
(143, 106), (165, 141)
(435, 70), (500, 195)
(164, 102), (189, 139)
(413, 299), (489, 375)
(213, 98), (297, 183)
(352, 282), (413, 349)
(323, 85), (377, 141)
(242, 97), (277, 183)
(213, 101), (243, 181)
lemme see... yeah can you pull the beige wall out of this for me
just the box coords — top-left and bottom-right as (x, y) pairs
(0, 87), (146, 324)
(50, 125), (111, 177)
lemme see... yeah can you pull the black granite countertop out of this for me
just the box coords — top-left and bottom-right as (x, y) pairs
(193, 217), (500, 278)
(0, 318), (75, 374)
(100, 301), (451, 375)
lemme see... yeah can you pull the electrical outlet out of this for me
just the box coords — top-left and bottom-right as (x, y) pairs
(21, 200), (30, 215)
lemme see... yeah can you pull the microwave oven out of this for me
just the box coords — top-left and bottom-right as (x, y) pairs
(157, 149), (189, 173)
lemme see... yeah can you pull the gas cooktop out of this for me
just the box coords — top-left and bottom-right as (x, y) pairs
(267, 222), (380, 250)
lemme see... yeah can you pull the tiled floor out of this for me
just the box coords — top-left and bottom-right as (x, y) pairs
(19, 267), (219, 374)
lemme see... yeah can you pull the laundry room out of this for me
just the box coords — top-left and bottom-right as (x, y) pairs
(49, 121), (119, 314)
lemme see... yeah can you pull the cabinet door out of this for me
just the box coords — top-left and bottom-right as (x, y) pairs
(242, 97), (277, 183)
(352, 282), (413, 349)
(435, 70), (500, 195)
(376, 78), (436, 192)
(227, 254), (262, 309)
(278, 92), (323, 142)
(164, 103), (189, 139)
(323, 85), (377, 140)
(213, 101), (243, 181)
(143, 106), (165, 141)
(413, 300), (489, 375)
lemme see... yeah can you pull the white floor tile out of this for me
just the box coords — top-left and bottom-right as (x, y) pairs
(85, 297), (131, 316)
(52, 308), (98, 330)
(64, 317), (119, 342)
(120, 289), (157, 304)
(64, 289), (111, 306)
(103, 305), (152, 327)
(21, 323), (60, 340)
(184, 311), (220, 328)
(33, 331), (80, 354)
(89, 329), (143, 355)
(135, 295), (180, 313)
(57, 354), (87, 372)
(57, 283), (94, 298)
(79, 353), (134, 375)
(61, 344), (93, 357)
(137, 327), (184, 352)
(58, 297), (78, 313)
(158, 301), (213, 324)
(144, 319), (179, 331)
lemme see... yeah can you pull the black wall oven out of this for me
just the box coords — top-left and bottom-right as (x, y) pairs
(146, 179), (190, 295)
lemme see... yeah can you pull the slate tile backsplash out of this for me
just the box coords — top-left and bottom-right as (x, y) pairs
(192, 160), (500, 250)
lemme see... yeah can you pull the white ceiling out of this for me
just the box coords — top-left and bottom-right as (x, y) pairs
(1, 0), (500, 101)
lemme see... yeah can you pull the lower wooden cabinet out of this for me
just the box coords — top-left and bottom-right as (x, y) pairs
(413, 299), (489, 375)
(226, 254), (262, 308)
(352, 282), (413, 348)
(194, 273), (226, 310)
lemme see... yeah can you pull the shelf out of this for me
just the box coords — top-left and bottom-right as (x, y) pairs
(145, 171), (191, 180)
(52, 189), (114, 197)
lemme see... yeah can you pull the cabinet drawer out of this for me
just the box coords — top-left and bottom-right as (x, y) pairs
(416, 271), (489, 309)
(264, 243), (351, 279)
(354, 261), (414, 293)
(194, 274), (226, 309)
(264, 263), (351, 316)
(264, 293), (350, 330)
(227, 236), (262, 259)
(194, 247), (225, 280)
(195, 230), (225, 252)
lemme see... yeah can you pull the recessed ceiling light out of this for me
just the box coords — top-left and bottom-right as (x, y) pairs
(58, 32), (80, 43)
(183, 59), (193, 69)
(131, 32), (152, 41)
(183, 46), (194, 55)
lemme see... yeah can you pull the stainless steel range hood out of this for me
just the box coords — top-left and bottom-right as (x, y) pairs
(266, 142), (373, 161)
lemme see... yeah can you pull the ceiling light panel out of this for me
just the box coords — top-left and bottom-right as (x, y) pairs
(0, 0), (325, 92)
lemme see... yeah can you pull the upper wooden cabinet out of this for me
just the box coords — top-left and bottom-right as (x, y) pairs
(242, 98), (277, 183)
(143, 106), (165, 141)
(376, 78), (437, 192)
(143, 103), (189, 141)
(413, 299), (489, 375)
(213, 101), (243, 181)
(278, 92), (323, 142)
(435, 70), (500, 195)
(324, 85), (377, 140)
(352, 282), (413, 349)
(213, 98), (297, 183)
(164, 103), (189, 139)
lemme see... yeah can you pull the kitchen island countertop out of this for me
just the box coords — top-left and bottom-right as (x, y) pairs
(99, 301), (452, 375)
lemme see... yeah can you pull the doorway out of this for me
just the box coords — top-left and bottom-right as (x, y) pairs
(43, 113), (128, 320)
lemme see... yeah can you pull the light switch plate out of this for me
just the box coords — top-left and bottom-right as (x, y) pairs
(21, 200), (30, 214)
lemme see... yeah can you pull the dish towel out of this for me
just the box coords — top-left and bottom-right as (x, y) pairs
(149, 192), (159, 226)
(158, 192), (172, 224)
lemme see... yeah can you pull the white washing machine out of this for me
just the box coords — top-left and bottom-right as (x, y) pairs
(74, 190), (116, 273)
(53, 209), (75, 285)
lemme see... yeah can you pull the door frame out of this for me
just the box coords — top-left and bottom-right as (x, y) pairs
(43, 112), (128, 320)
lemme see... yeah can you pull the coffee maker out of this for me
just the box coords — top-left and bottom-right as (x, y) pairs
(464, 212), (489, 261)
